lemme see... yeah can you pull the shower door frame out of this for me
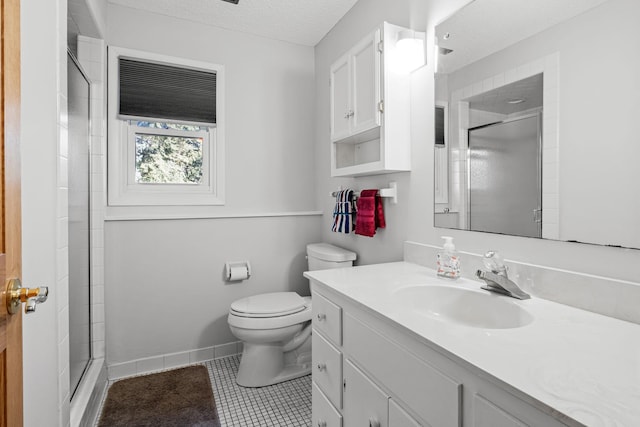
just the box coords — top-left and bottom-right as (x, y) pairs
(466, 112), (543, 238)
(67, 49), (93, 400)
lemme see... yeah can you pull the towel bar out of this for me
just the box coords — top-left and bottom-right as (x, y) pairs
(330, 182), (397, 204)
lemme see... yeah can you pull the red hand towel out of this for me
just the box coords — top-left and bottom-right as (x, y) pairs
(355, 189), (386, 237)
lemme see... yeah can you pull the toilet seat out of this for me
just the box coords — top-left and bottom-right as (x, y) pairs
(228, 295), (312, 330)
(230, 292), (306, 318)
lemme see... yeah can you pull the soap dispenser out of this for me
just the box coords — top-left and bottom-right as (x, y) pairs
(436, 236), (460, 279)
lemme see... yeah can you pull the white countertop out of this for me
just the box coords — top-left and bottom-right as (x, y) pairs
(304, 262), (640, 427)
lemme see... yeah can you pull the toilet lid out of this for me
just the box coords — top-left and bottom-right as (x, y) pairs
(230, 292), (307, 318)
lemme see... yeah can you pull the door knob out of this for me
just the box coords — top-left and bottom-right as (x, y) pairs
(5, 278), (48, 315)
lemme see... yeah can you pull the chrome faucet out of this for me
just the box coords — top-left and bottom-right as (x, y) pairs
(476, 251), (530, 300)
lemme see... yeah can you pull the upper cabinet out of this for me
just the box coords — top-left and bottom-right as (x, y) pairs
(330, 22), (424, 177)
(330, 29), (382, 143)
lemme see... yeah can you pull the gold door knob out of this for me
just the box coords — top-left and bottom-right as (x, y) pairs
(5, 278), (49, 315)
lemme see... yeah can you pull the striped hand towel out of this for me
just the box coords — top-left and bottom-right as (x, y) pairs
(332, 189), (355, 233)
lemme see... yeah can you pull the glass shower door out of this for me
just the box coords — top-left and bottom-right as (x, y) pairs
(67, 52), (91, 398)
(468, 114), (542, 238)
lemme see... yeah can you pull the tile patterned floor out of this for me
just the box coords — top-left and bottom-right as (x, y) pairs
(208, 355), (312, 427)
(95, 355), (312, 427)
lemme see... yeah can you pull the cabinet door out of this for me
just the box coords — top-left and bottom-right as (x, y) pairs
(330, 53), (351, 142)
(344, 359), (389, 427)
(389, 400), (421, 427)
(351, 28), (381, 135)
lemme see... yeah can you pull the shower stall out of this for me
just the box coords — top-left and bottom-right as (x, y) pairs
(467, 113), (542, 238)
(67, 51), (92, 399)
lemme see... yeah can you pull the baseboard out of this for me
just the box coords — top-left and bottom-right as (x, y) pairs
(107, 341), (243, 380)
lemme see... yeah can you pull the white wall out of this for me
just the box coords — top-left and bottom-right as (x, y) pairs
(85, 0), (107, 37)
(21, 0), (70, 426)
(316, 0), (640, 285)
(105, 216), (321, 366)
(103, 4), (322, 368)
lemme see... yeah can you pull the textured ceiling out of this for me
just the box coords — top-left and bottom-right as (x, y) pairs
(108, 0), (359, 46)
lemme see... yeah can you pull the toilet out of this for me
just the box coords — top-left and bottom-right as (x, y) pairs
(227, 243), (356, 387)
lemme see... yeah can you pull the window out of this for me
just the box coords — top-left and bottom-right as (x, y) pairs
(132, 121), (206, 185)
(108, 47), (225, 206)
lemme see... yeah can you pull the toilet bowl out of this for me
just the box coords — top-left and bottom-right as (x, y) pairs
(227, 243), (356, 387)
(228, 292), (312, 387)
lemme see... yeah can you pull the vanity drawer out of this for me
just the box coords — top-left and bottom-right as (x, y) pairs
(313, 291), (342, 345)
(344, 313), (462, 427)
(313, 382), (342, 427)
(312, 329), (343, 409)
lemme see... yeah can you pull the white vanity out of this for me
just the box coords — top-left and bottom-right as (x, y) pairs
(305, 262), (640, 427)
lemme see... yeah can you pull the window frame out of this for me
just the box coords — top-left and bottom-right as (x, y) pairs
(108, 46), (225, 206)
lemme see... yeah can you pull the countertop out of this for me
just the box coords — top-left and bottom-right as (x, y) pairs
(304, 262), (640, 427)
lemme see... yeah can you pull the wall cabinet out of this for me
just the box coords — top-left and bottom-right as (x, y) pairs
(330, 30), (381, 143)
(311, 283), (570, 427)
(330, 22), (415, 177)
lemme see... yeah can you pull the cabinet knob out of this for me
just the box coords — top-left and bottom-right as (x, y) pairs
(317, 313), (326, 321)
(317, 363), (327, 372)
(369, 418), (380, 427)
(344, 110), (354, 119)
(317, 421), (327, 427)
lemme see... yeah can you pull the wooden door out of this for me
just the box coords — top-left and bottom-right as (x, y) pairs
(0, 0), (23, 425)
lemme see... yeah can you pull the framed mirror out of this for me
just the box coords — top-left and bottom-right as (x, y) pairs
(433, 0), (640, 249)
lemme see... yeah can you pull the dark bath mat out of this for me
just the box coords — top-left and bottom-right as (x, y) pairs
(98, 365), (221, 427)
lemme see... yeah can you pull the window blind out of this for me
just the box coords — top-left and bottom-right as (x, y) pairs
(119, 58), (217, 125)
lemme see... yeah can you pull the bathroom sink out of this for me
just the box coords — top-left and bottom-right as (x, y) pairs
(392, 285), (534, 329)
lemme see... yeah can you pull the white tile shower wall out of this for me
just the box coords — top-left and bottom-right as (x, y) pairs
(106, 342), (242, 380)
(404, 241), (640, 325)
(57, 0), (72, 425)
(63, 36), (109, 427)
(77, 35), (106, 361)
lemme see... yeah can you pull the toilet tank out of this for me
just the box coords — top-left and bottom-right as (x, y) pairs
(306, 243), (357, 271)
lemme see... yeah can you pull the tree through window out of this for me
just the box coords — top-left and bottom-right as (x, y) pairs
(134, 121), (205, 184)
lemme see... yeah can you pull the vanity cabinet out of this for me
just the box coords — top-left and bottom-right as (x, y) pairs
(330, 22), (414, 177)
(311, 283), (572, 427)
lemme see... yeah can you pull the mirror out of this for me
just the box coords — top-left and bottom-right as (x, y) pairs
(434, 0), (640, 249)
